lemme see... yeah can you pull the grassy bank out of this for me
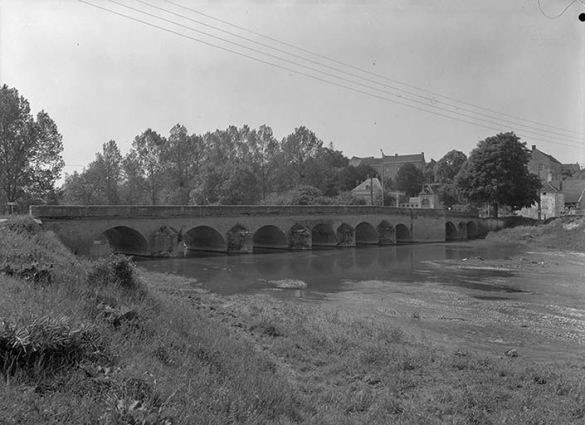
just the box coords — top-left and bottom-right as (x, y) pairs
(487, 215), (585, 253)
(2, 216), (585, 424)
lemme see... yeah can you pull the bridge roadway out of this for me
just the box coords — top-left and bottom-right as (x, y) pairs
(29, 205), (484, 257)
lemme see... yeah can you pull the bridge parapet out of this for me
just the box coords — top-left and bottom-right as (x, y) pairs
(31, 205), (434, 219)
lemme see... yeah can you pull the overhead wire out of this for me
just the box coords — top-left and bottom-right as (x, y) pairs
(136, 0), (585, 144)
(78, 0), (585, 151)
(162, 0), (585, 139)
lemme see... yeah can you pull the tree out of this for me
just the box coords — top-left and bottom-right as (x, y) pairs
(165, 124), (202, 204)
(455, 132), (541, 217)
(395, 163), (424, 197)
(0, 85), (64, 209)
(62, 140), (123, 205)
(436, 150), (467, 183)
(126, 129), (167, 205)
(277, 126), (323, 189)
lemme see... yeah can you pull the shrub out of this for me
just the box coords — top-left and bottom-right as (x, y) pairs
(0, 316), (103, 379)
(87, 254), (145, 296)
(4, 215), (41, 235)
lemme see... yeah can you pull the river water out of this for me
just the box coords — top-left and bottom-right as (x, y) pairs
(137, 240), (524, 300)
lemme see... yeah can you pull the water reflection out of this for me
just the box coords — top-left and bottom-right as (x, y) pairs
(137, 240), (522, 298)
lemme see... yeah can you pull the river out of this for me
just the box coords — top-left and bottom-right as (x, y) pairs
(137, 240), (523, 299)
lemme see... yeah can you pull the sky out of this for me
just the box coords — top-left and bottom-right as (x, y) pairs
(1, 0), (584, 181)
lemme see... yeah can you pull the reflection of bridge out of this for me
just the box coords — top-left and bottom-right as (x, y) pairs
(30, 205), (483, 257)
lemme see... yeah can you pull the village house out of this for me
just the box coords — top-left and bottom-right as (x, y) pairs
(349, 152), (426, 182)
(351, 177), (382, 205)
(520, 145), (583, 218)
(527, 145), (562, 182)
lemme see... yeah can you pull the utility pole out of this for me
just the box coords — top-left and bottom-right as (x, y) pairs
(380, 149), (385, 206)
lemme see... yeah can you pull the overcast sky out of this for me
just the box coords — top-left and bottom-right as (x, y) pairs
(2, 0), (584, 180)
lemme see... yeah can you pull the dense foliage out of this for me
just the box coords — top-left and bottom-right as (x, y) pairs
(455, 132), (541, 216)
(395, 163), (424, 197)
(62, 124), (371, 206)
(0, 85), (64, 212)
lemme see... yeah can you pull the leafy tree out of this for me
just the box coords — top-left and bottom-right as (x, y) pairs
(62, 141), (122, 205)
(277, 126), (323, 189)
(165, 124), (202, 204)
(395, 163), (424, 197)
(455, 132), (541, 217)
(245, 125), (280, 200)
(337, 164), (378, 192)
(218, 163), (260, 205)
(436, 150), (467, 183)
(0, 85), (64, 209)
(303, 144), (349, 196)
(126, 129), (166, 205)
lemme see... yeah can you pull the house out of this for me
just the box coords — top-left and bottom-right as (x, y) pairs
(399, 185), (440, 209)
(349, 152), (426, 182)
(528, 145), (562, 182)
(519, 145), (567, 219)
(351, 177), (383, 205)
(518, 181), (564, 220)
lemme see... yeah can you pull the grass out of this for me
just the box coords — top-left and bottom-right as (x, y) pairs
(488, 215), (585, 252)
(2, 215), (585, 423)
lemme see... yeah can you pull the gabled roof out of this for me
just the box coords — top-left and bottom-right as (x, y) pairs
(349, 156), (380, 167)
(552, 179), (585, 204)
(382, 153), (425, 164)
(532, 147), (561, 164)
(350, 153), (426, 167)
(351, 177), (382, 192)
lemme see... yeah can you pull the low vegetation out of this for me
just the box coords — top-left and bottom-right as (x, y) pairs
(488, 215), (585, 252)
(2, 215), (585, 424)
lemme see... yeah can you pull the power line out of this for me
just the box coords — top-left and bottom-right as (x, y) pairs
(163, 0), (585, 139)
(101, 0), (585, 147)
(135, 0), (585, 145)
(78, 0), (585, 151)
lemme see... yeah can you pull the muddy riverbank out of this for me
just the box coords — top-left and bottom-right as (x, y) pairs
(144, 244), (585, 364)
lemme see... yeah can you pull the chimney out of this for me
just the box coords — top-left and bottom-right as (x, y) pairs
(532, 145), (536, 152)
(395, 153), (398, 156)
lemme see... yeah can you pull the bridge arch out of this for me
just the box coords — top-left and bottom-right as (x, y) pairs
(312, 223), (337, 247)
(184, 226), (227, 253)
(395, 223), (411, 243)
(445, 221), (458, 241)
(91, 226), (150, 256)
(253, 225), (288, 250)
(467, 221), (478, 239)
(355, 222), (378, 245)
(336, 223), (355, 247)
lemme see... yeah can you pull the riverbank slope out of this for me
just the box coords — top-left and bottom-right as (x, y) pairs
(2, 215), (585, 424)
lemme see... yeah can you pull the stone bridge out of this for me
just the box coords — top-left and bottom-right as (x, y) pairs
(29, 205), (483, 257)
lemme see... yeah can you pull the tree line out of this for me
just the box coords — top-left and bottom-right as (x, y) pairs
(61, 124), (385, 207)
(1, 84), (543, 216)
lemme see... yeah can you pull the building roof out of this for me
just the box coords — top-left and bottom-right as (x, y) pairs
(551, 179), (585, 204)
(531, 146), (561, 165)
(348, 156), (380, 167)
(382, 153), (425, 164)
(350, 153), (425, 167)
(351, 177), (382, 193)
